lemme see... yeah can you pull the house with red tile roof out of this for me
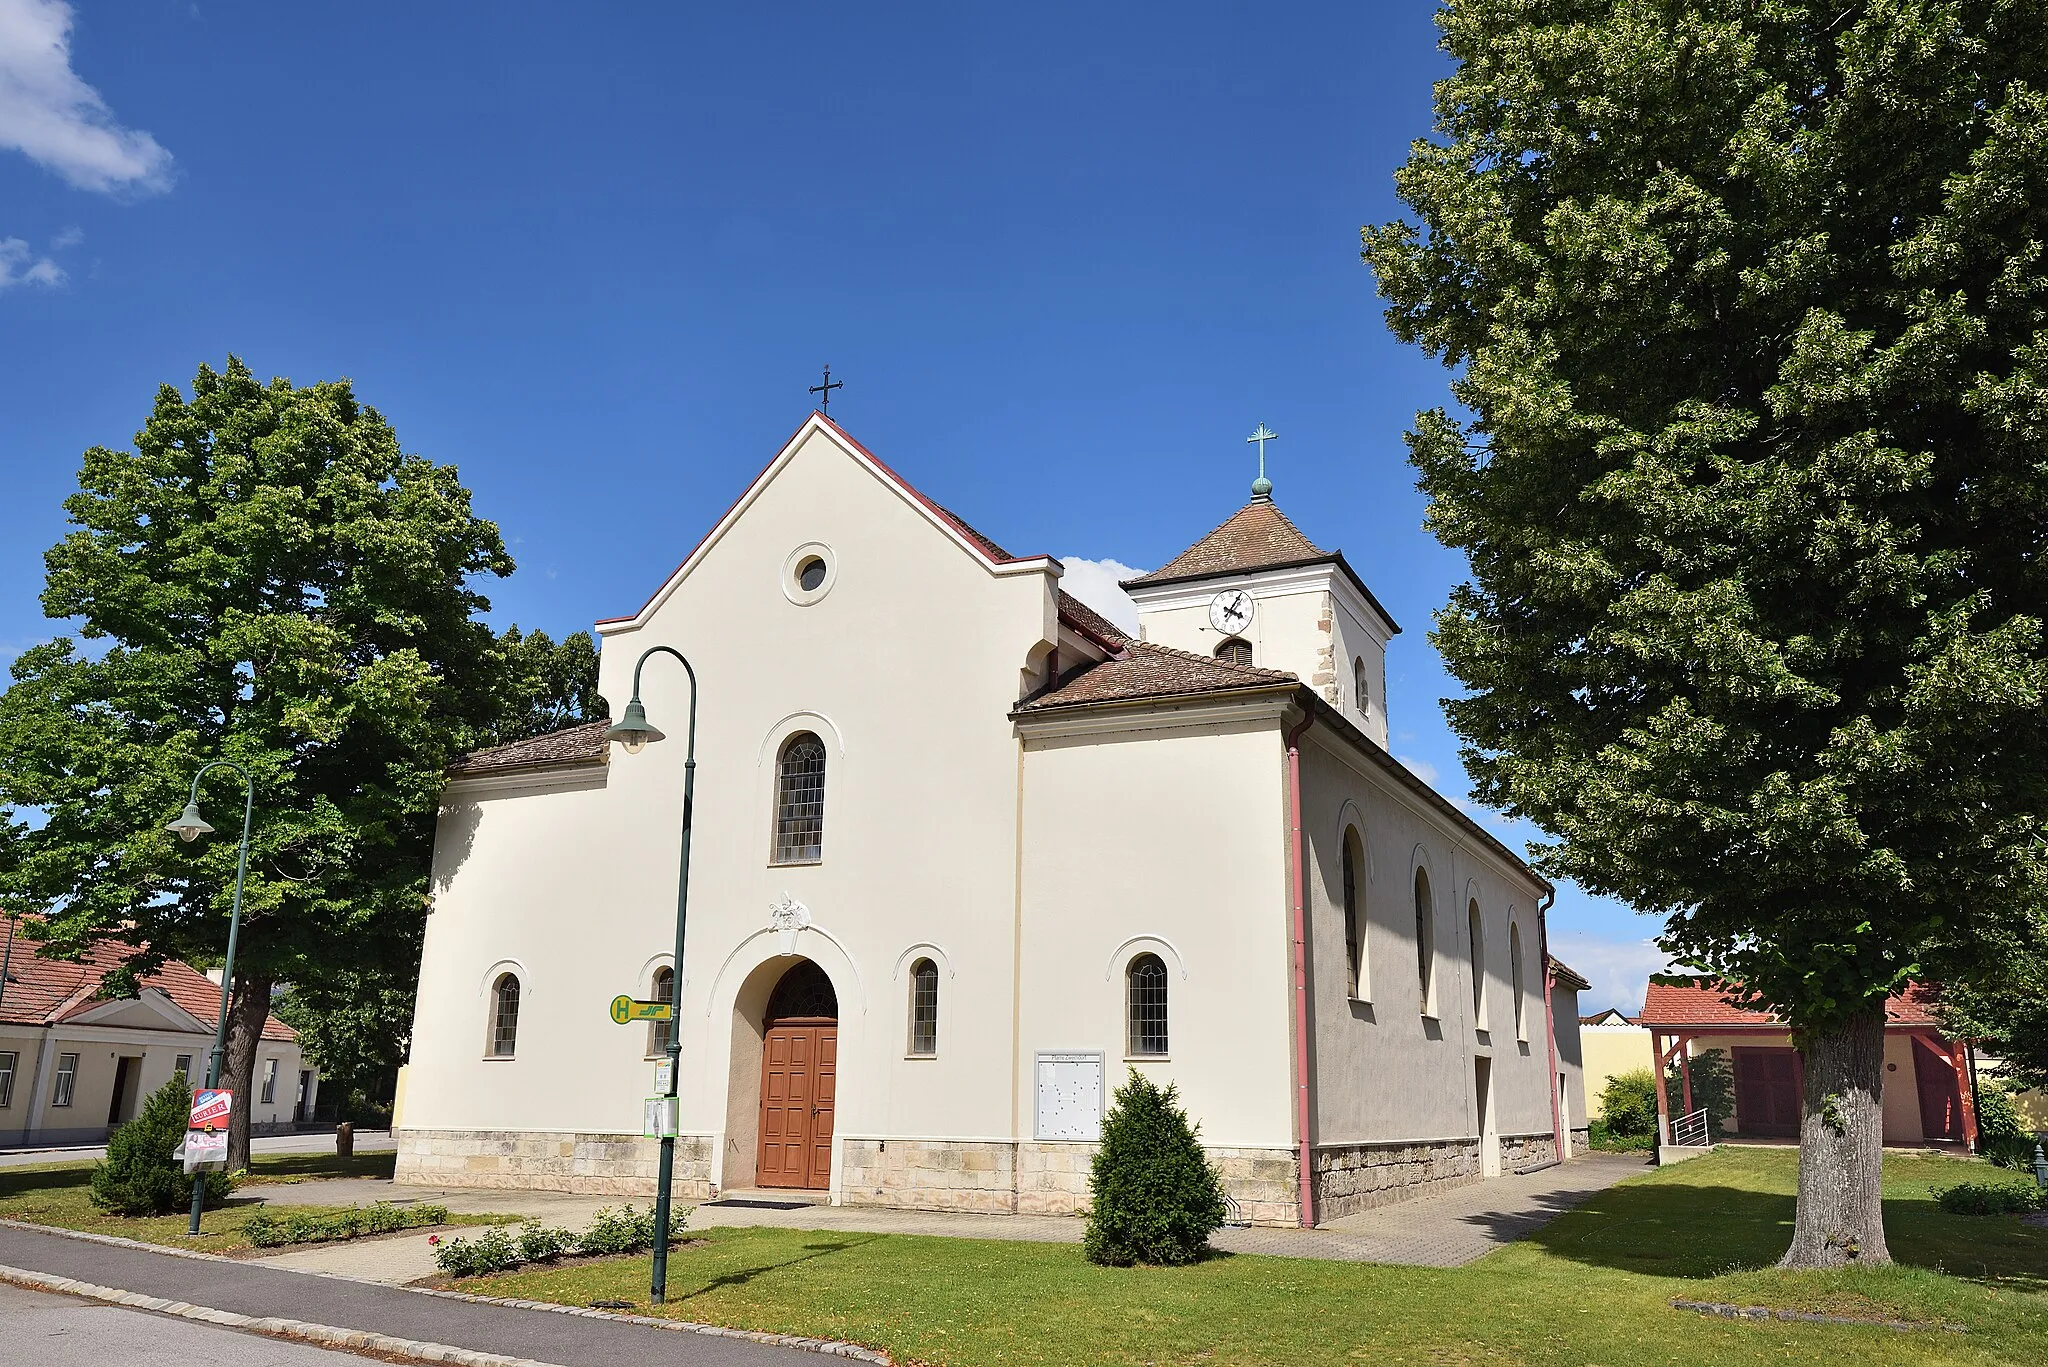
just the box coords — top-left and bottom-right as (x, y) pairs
(1635, 978), (1974, 1150)
(0, 923), (312, 1148)
(400, 413), (1589, 1226)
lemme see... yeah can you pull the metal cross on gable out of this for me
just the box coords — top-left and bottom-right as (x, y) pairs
(809, 364), (843, 415)
(1247, 423), (1278, 490)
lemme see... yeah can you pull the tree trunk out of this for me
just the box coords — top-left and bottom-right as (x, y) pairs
(223, 970), (274, 1172)
(1779, 1004), (1892, 1268)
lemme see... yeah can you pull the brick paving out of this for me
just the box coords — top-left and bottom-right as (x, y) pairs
(250, 1150), (1646, 1279)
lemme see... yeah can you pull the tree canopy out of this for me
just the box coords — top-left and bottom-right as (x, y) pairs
(1364, 0), (2048, 1266)
(0, 357), (598, 1155)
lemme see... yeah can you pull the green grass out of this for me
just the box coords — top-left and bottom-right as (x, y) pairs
(469, 1148), (2048, 1367)
(0, 1148), (502, 1254)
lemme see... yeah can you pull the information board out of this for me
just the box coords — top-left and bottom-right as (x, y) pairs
(1033, 1052), (1104, 1141)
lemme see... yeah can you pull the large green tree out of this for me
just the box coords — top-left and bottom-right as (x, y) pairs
(1934, 923), (2048, 1094)
(1365, 1), (2048, 1267)
(0, 358), (596, 1166)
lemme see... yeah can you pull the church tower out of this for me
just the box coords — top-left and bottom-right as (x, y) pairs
(1119, 466), (1399, 746)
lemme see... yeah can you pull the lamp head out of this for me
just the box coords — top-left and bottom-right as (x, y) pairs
(168, 801), (214, 843)
(604, 698), (665, 756)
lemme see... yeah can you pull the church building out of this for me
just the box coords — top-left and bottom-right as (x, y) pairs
(394, 413), (1589, 1226)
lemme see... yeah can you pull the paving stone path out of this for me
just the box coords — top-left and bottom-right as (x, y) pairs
(249, 1150), (1648, 1283)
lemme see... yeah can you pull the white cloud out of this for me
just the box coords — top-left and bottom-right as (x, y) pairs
(0, 0), (173, 193)
(0, 233), (65, 288)
(1395, 754), (1440, 786)
(1057, 556), (1143, 636)
(1548, 931), (1673, 1017)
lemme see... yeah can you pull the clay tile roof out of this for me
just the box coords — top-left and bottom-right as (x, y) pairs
(1637, 978), (1939, 1030)
(1547, 956), (1591, 993)
(1056, 590), (1130, 646)
(449, 718), (611, 776)
(0, 931), (296, 1040)
(932, 505), (1014, 563)
(1126, 498), (1326, 586)
(1018, 640), (1296, 713)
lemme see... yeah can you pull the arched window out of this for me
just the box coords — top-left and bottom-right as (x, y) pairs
(772, 732), (827, 864)
(1509, 922), (1526, 1041)
(907, 958), (939, 1056)
(1414, 868), (1435, 1016)
(1126, 953), (1169, 1057)
(1214, 638), (1253, 667)
(1341, 829), (1365, 998)
(648, 966), (675, 1058)
(1468, 899), (1487, 1030)
(489, 973), (520, 1057)
(1353, 656), (1369, 717)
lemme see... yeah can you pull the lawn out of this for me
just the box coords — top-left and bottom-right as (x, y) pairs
(0, 1148), (504, 1254)
(470, 1147), (2048, 1367)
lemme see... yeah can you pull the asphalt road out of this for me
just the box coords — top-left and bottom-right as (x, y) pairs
(0, 1280), (369, 1365)
(0, 1130), (396, 1168)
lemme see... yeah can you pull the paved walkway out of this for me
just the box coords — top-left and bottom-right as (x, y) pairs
(0, 1130), (395, 1168)
(0, 1222), (812, 1366)
(247, 1151), (1648, 1283)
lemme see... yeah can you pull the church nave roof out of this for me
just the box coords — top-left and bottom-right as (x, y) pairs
(1017, 639), (1295, 713)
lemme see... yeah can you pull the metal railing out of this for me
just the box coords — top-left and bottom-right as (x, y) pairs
(1669, 1108), (1711, 1148)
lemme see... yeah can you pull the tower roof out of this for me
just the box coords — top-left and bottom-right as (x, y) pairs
(1123, 497), (1326, 588)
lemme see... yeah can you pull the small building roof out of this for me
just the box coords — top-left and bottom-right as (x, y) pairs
(1638, 978), (1939, 1030)
(0, 931), (296, 1041)
(1125, 498), (1326, 586)
(1547, 956), (1591, 993)
(448, 718), (610, 778)
(1580, 1007), (1637, 1027)
(1017, 640), (1296, 712)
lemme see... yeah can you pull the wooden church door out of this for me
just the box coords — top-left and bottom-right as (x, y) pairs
(755, 961), (839, 1191)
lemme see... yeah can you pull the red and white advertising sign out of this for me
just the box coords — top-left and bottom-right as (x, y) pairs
(188, 1088), (232, 1132)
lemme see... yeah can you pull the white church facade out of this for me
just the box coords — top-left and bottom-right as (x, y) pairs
(393, 413), (1588, 1226)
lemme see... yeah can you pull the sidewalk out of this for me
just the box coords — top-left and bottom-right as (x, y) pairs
(0, 1129), (396, 1168)
(248, 1150), (1647, 1282)
(0, 1221), (817, 1366)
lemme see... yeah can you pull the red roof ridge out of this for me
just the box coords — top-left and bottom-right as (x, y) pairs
(1638, 976), (1940, 1030)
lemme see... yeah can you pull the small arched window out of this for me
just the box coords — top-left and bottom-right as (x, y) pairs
(489, 973), (520, 1057)
(772, 732), (827, 864)
(907, 958), (939, 1056)
(1127, 953), (1169, 1057)
(1215, 638), (1253, 667)
(1509, 922), (1526, 1041)
(1414, 868), (1435, 1016)
(1341, 829), (1365, 998)
(648, 966), (675, 1058)
(1353, 656), (1369, 717)
(1468, 898), (1487, 1030)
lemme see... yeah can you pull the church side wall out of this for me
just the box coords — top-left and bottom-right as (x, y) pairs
(1296, 736), (1558, 1217)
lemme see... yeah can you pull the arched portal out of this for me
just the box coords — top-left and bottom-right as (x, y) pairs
(751, 960), (838, 1191)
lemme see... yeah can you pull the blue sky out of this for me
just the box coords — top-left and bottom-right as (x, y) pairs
(0, 1), (1667, 1010)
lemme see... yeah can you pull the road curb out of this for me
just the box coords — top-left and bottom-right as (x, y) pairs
(408, 1285), (892, 1364)
(0, 1263), (567, 1367)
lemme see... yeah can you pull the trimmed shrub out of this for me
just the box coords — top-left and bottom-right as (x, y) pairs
(433, 1224), (521, 1278)
(89, 1075), (235, 1216)
(517, 1221), (578, 1263)
(242, 1202), (451, 1248)
(1588, 1119), (1654, 1152)
(1084, 1070), (1228, 1267)
(1933, 1181), (2045, 1216)
(576, 1204), (660, 1256)
(1598, 1069), (1661, 1141)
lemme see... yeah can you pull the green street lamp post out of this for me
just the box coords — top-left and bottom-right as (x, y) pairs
(166, 760), (257, 1237)
(604, 645), (700, 1306)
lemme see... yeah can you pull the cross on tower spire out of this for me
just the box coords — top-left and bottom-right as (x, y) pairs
(1247, 423), (1277, 499)
(809, 364), (843, 416)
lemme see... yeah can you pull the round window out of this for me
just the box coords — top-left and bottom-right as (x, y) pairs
(782, 543), (836, 605)
(798, 556), (827, 592)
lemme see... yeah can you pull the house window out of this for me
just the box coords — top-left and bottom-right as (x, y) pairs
(1127, 953), (1169, 1057)
(908, 958), (939, 1056)
(489, 973), (521, 1057)
(0, 1051), (15, 1108)
(772, 732), (827, 864)
(260, 1058), (279, 1104)
(1414, 868), (1435, 1016)
(53, 1052), (79, 1107)
(1341, 829), (1366, 998)
(1214, 638), (1253, 667)
(1510, 922), (1527, 1041)
(1468, 899), (1487, 1030)
(648, 966), (676, 1058)
(175, 1054), (193, 1081)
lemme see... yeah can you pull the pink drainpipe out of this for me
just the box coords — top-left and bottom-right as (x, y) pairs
(1285, 714), (1316, 1227)
(1537, 887), (1564, 1160)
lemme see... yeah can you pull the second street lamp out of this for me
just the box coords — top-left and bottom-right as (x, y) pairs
(604, 644), (699, 1306)
(166, 760), (256, 1237)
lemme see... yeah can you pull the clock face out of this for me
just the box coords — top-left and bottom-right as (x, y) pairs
(1208, 589), (1255, 635)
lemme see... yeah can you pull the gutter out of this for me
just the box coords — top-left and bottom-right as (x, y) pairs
(1538, 886), (1564, 1161)
(1284, 710), (1316, 1228)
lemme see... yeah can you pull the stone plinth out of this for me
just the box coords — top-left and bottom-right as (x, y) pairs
(394, 1128), (713, 1197)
